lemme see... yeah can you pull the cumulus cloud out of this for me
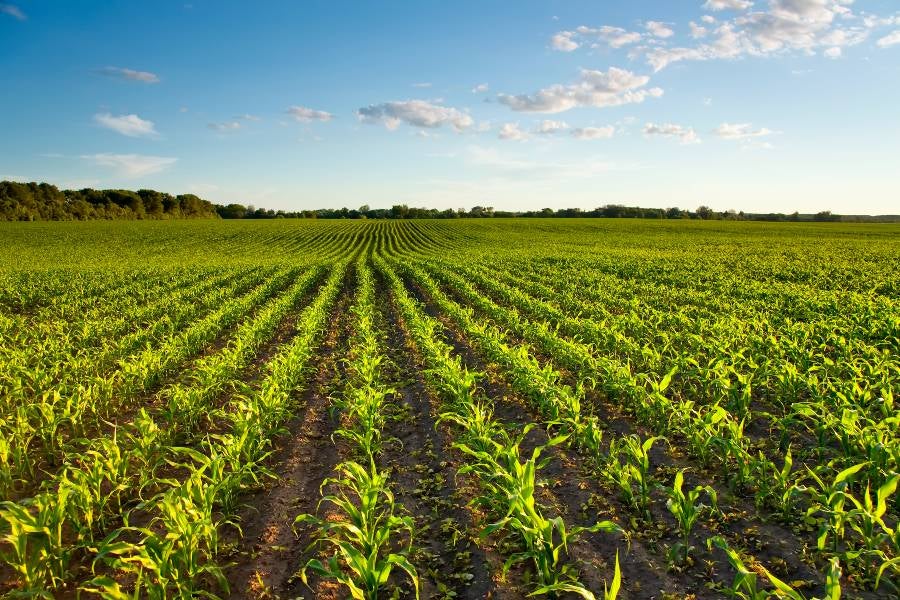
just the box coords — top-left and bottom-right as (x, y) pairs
(877, 30), (900, 47)
(646, 21), (675, 38)
(472, 83), (490, 94)
(532, 120), (569, 134)
(551, 31), (580, 51)
(824, 46), (842, 58)
(642, 0), (878, 71)
(287, 105), (333, 122)
(498, 67), (663, 114)
(94, 113), (158, 138)
(81, 153), (177, 178)
(551, 26), (643, 52)
(498, 123), (529, 141)
(643, 122), (700, 144)
(0, 3), (25, 19)
(572, 126), (615, 139)
(704, 0), (753, 10)
(357, 100), (473, 131)
(713, 122), (775, 139)
(98, 66), (160, 83)
(690, 22), (709, 38)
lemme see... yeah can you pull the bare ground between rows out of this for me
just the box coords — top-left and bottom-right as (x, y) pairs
(377, 269), (497, 600)
(404, 275), (704, 599)
(222, 271), (353, 600)
(428, 269), (893, 599)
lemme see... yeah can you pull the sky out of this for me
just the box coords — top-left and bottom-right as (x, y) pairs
(1, 1), (900, 214)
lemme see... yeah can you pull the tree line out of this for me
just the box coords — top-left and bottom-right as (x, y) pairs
(2, 181), (894, 222)
(0, 181), (218, 221)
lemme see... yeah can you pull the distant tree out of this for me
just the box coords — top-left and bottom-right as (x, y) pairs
(391, 204), (410, 219)
(217, 203), (248, 219)
(814, 210), (840, 222)
(469, 206), (494, 217)
(696, 205), (715, 220)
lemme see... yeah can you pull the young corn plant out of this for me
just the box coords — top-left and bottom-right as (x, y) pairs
(458, 430), (623, 599)
(0, 489), (73, 597)
(85, 470), (230, 600)
(845, 474), (899, 581)
(602, 434), (664, 521)
(295, 461), (419, 600)
(804, 462), (867, 556)
(708, 536), (843, 600)
(752, 447), (806, 522)
(666, 470), (717, 566)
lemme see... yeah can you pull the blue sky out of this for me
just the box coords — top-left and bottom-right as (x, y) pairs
(2, 1), (899, 214)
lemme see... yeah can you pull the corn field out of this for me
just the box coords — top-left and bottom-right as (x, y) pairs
(0, 218), (898, 599)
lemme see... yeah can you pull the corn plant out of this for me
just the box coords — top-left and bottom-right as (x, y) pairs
(804, 462), (867, 556)
(708, 536), (843, 600)
(602, 434), (664, 521)
(666, 470), (717, 565)
(295, 461), (419, 600)
(0, 489), (72, 596)
(752, 447), (808, 522)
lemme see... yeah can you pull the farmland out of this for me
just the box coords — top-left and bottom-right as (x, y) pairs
(0, 219), (898, 599)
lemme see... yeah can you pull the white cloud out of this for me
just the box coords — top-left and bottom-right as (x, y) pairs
(704, 0), (753, 11)
(533, 120), (569, 134)
(552, 26), (643, 52)
(0, 3), (25, 20)
(498, 123), (529, 141)
(824, 46), (842, 58)
(572, 126), (615, 139)
(646, 21), (675, 38)
(643, 122), (701, 144)
(472, 83), (490, 94)
(81, 153), (177, 178)
(498, 67), (663, 114)
(581, 25), (643, 47)
(357, 100), (473, 131)
(98, 66), (159, 83)
(236, 114), (261, 121)
(701, 15), (718, 24)
(714, 122), (775, 140)
(208, 121), (242, 132)
(94, 113), (158, 138)
(877, 30), (900, 47)
(412, 82), (432, 88)
(287, 105), (333, 122)
(690, 22), (709, 38)
(643, 1), (878, 71)
(551, 31), (580, 51)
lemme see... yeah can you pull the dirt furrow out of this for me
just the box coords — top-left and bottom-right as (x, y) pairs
(378, 271), (497, 600)
(223, 277), (352, 599)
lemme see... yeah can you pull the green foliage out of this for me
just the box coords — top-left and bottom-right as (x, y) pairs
(0, 219), (897, 598)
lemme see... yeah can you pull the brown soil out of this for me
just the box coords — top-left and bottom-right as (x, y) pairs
(222, 276), (352, 600)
